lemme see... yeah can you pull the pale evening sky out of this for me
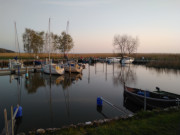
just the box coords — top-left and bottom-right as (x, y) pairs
(0, 0), (180, 53)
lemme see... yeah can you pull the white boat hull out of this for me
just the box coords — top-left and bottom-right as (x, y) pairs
(43, 64), (64, 75)
(121, 57), (134, 64)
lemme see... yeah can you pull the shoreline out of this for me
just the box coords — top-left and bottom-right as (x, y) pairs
(22, 106), (180, 135)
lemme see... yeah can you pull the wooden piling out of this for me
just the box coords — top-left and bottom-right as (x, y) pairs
(4, 109), (8, 135)
(69, 64), (71, 74)
(11, 106), (14, 135)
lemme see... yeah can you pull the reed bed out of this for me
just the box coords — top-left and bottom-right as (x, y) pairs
(147, 60), (180, 69)
(133, 53), (180, 61)
(0, 53), (117, 59)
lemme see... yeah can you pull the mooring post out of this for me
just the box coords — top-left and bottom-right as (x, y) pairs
(4, 109), (8, 135)
(11, 106), (14, 135)
(69, 64), (71, 74)
(25, 67), (29, 79)
(177, 98), (180, 107)
(9, 59), (11, 69)
(95, 63), (97, 74)
(18, 65), (20, 75)
(144, 90), (147, 111)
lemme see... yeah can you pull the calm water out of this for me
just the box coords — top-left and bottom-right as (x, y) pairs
(0, 63), (180, 133)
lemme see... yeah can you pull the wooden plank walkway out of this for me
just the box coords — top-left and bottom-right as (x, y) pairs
(0, 66), (42, 75)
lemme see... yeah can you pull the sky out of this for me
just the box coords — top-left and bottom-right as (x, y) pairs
(0, 0), (180, 53)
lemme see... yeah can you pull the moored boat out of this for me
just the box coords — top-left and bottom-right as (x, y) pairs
(124, 85), (180, 108)
(43, 63), (64, 75)
(63, 61), (83, 73)
(121, 57), (134, 64)
(106, 57), (121, 63)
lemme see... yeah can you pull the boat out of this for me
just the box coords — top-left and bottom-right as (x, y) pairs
(9, 58), (24, 69)
(124, 85), (180, 108)
(106, 57), (121, 63)
(43, 62), (64, 75)
(121, 57), (134, 64)
(8, 22), (24, 70)
(42, 18), (65, 75)
(63, 61), (83, 73)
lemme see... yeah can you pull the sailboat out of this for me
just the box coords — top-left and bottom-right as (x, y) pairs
(63, 61), (83, 73)
(8, 22), (24, 70)
(62, 21), (83, 73)
(42, 18), (64, 75)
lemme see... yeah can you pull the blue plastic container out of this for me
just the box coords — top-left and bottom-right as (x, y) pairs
(137, 91), (150, 97)
(13, 106), (23, 118)
(97, 97), (103, 106)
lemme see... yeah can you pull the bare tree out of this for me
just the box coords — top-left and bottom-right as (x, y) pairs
(113, 34), (139, 57)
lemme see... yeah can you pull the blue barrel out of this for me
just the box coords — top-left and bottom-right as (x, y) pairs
(13, 106), (23, 118)
(97, 97), (103, 106)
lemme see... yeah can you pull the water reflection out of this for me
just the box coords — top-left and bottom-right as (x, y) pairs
(25, 73), (45, 93)
(113, 64), (137, 86)
(1, 63), (180, 133)
(96, 106), (108, 118)
(23, 73), (82, 93)
(62, 73), (82, 89)
(146, 67), (180, 76)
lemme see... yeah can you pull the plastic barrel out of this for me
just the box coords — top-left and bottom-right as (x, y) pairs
(13, 106), (23, 118)
(97, 97), (103, 106)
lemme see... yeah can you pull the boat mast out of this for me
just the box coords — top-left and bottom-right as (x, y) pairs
(65, 21), (69, 57)
(14, 22), (20, 58)
(66, 20), (69, 34)
(48, 18), (51, 62)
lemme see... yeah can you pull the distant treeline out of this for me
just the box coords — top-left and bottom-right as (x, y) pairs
(0, 48), (14, 53)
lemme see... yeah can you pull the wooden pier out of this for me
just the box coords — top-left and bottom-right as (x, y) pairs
(0, 66), (42, 75)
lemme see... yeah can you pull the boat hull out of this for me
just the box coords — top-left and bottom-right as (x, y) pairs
(124, 86), (178, 108)
(43, 64), (64, 75)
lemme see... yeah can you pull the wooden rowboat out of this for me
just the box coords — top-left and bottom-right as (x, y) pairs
(124, 85), (180, 109)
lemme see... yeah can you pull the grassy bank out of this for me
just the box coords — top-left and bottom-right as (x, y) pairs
(29, 108), (180, 135)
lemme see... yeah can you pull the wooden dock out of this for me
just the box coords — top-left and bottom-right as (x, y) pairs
(0, 66), (42, 75)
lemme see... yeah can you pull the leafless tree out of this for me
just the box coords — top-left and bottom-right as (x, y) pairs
(113, 34), (139, 57)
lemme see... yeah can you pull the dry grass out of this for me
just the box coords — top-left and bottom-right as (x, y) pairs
(0, 53), (118, 59)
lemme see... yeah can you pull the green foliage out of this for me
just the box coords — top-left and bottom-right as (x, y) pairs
(53, 31), (74, 55)
(23, 28), (44, 53)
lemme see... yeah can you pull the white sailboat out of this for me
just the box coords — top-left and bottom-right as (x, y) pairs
(9, 22), (24, 70)
(42, 18), (64, 75)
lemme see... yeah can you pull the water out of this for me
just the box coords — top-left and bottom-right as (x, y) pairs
(0, 63), (180, 133)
